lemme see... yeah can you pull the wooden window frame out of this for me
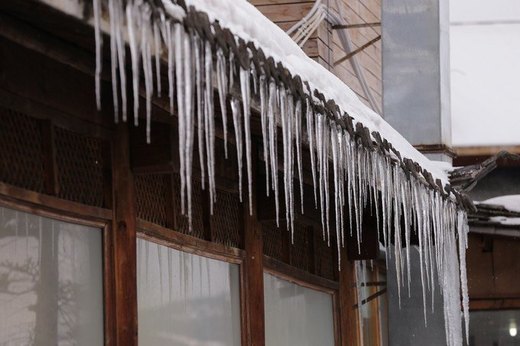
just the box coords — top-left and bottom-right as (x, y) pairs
(0, 182), (115, 345)
(136, 219), (248, 346)
(263, 255), (341, 345)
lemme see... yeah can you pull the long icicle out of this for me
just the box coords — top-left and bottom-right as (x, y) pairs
(93, 0), (103, 113)
(240, 67), (253, 215)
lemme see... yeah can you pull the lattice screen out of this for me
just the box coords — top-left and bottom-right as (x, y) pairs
(262, 221), (284, 260)
(290, 221), (311, 272)
(135, 174), (170, 228)
(210, 189), (242, 248)
(55, 127), (106, 207)
(0, 107), (45, 193)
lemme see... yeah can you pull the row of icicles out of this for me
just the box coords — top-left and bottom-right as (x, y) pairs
(92, 0), (469, 344)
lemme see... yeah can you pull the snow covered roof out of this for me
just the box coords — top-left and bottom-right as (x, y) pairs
(470, 195), (520, 228)
(31, 0), (472, 343)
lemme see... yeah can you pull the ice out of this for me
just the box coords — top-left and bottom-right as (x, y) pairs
(268, 80), (280, 225)
(240, 67), (253, 215)
(295, 100), (304, 214)
(195, 34), (206, 189)
(231, 97), (243, 202)
(205, 40), (216, 212)
(305, 100), (318, 207)
(216, 49), (229, 158)
(259, 75), (269, 195)
(126, 2), (141, 126)
(93, 0), (102, 111)
(108, 0), (119, 123)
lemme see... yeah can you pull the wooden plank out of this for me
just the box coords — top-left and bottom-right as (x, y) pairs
(243, 142), (265, 346)
(137, 219), (245, 263)
(0, 181), (112, 221)
(470, 298), (520, 311)
(264, 255), (339, 291)
(339, 253), (361, 346)
(111, 123), (137, 346)
(255, 2), (315, 23)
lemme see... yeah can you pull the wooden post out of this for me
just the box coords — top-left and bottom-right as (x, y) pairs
(243, 142), (265, 346)
(111, 123), (138, 346)
(339, 247), (361, 346)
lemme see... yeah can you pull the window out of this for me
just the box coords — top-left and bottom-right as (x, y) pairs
(263, 272), (335, 346)
(137, 238), (241, 345)
(470, 310), (520, 346)
(0, 206), (104, 345)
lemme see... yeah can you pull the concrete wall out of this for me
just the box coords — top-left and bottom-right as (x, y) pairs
(387, 247), (446, 346)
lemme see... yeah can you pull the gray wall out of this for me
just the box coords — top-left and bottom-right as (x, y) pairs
(382, 0), (451, 148)
(387, 247), (446, 346)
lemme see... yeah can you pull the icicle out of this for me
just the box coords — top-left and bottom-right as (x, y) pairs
(167, 21), (175, 114)
(204, 40), (216, 213)
(93, 0), (102, 111)
(295, 100), (304, 214)
(153, 21), (162, 98)
(114, 0), (127, 122)
(216, 49), (229, 158)
(108, 0), (119, 122)
(126, 2), (141, 126)
(240, 67), (253, 215)
(194, 35), (206, 189)
(331, 124), (341, 268)
(280, 88), (291, 233)
(458, 210), (470, 343)
(268, 80), (280, 226)
(175, 23), (186, 214)
(306, 99), (318, 207)
(259, 75), (270, 195)
(141, 5), (154, 143)
(184, 30), (195, 231)
(231, 97), (244, 202)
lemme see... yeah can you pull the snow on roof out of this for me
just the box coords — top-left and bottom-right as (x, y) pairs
(185, 0), (448, 183)
(482, 195), (520, 213)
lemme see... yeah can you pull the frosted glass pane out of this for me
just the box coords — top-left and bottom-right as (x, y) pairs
(137, 238), (241, 346)
(0, 206), (104, 345)
(264, 272), (335, 346)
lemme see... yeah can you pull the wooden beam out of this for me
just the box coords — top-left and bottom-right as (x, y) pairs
(243, 142), (265, 346)
(111, 123), (138, 346)
(455, 145), (520, 157)
(332, 22), (381, 30)
(339, 250), (361, 346)
(334, 35), (381, 66)
(470, 298), (520, 311)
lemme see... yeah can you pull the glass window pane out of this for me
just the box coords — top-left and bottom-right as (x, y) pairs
(263, 272), (335, 346)
(137, 238), (241, 346)
(0, 206), (104, 345)
(470, 310), (520, 346)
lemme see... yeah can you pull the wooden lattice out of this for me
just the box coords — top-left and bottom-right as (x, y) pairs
(290, 221), (311, 272)
(135, 174), (170, 228)
(210, 189), (242, 248)
(262, 221), (284, 260)
(0, 107), (45, 192)
(55, 126), (106, 207)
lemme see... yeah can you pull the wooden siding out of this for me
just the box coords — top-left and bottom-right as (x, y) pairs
(251, 0), (382, 112)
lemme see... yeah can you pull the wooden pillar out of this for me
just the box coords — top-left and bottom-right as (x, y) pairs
(339, 247), (361, 346)
(243, 142), (265, 346)
(111, 123), (138, 346)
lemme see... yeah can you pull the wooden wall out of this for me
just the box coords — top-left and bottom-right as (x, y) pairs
(251, 0), (382, 112)
(466, 233), (520, 310)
